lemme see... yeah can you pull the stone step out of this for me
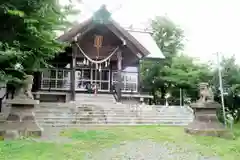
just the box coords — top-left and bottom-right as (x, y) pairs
(34, 112), (152, 115)
(76, 97), (115, 100)
(76, 95), (115, 98)
(35, 106), (153, 113)
(35, 107), (162, 112)
(35, 108), (133, 111)
(35, 115), (193, 120)
(35, 115), (193, 119)
(35, 112), (193, 117)
(76, 96), (115, 102)
(37, 121), (192, 126)
(36, 119), (193, 123)
(33, 103), (194, 127)
(35, 114), (194, 118)
(37, 122), (192, 126)
(34, 107), (178, 111)
(35, 116), (193, 120)
(38, 122), (190, 127)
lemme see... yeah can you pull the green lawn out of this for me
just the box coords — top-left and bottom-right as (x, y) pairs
(0, 125), (240, 160)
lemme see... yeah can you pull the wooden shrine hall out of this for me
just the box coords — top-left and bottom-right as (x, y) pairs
(32, 5), (164, 103)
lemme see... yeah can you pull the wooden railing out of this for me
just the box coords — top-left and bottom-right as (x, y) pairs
(111, 84), (118, 102)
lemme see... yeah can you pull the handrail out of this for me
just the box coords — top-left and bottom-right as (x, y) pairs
(111, 84), (118, 102)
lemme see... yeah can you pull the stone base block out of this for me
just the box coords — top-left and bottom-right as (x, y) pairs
(0, 109), (43, 140)
(6, 99), (39, 105)
(4, 130), (20, 140)
(0, 121), (43, 139)
(0, 98), (43, 140)
(0, 130), (4, 141)
(19, 128), (42, 137)
(20, 122), (43, 137)
(185, 121), (234, 139)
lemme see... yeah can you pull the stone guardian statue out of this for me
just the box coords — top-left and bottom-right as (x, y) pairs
(14, 75), (34, 99)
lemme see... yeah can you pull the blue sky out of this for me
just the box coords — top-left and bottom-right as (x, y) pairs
(60, 0), (240, 64)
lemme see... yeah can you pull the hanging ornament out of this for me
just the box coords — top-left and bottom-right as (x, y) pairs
(86, 59), (89, 65)
(105, 61), (107, 67)
(99, 64), (102, 72)
(96, 63), (98, 69)
(76, 43), (119, 67)
(83, 58), (86, 65)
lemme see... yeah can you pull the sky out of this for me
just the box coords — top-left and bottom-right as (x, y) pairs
(60, 0), (240, 64)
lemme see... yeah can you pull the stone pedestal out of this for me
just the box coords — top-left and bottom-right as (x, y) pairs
(0, 99), (42, 140)
(185, 101), (233, 139)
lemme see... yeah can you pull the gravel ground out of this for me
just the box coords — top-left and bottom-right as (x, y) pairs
(32, 127), (220, 160)
(32, 127), (73, 143)
(85, 140), (220, 160)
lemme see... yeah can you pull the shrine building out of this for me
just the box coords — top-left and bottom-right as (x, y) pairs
(32, 5), (164, 103)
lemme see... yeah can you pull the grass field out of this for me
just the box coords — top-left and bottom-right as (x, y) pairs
(0, 125), (240, 160)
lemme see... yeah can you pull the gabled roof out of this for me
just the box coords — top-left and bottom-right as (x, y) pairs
(127, 30), (164, 59)
(58, 5), (164, 59)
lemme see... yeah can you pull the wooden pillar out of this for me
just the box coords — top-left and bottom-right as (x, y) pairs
(109, 63), (113, 92)
(70, 44), (77, 101)
(32, 72), (41, 92)
(116, 51), (122, 102)
(137, 60), (141, 93)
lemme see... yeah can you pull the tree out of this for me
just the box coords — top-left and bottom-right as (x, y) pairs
(0, 0), (78, 85)
(141, 16), (185, 103)
(164, 55), (211, 100)
(151, 16), (185, 62)
(141, 54), (211, 104)
(212, 56), (240, 93)
(211, 56), (240, 122)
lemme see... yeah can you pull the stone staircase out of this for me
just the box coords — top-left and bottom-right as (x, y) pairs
(34, 101), (194, 128)
(75, 93), (116, 103)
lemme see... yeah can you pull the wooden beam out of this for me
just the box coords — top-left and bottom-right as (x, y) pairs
(70, 44), (77, 101)
(109, 63), (113, 92)
(116, 50), (122, 102)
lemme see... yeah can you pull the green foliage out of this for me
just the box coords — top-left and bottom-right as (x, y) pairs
(152, 16), (184, 61)
(165, 55), (211, 88)
(211, 56), (240, 122)
(141, 16), (211, 103)
(212, 56), (240, 93)
(141, 16), (185, 102)
(0, 0), (78, 83)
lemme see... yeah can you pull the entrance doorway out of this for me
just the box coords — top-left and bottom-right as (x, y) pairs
(75, 68), (110, 92)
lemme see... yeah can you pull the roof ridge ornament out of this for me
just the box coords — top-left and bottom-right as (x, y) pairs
(92, 5), (111, 24)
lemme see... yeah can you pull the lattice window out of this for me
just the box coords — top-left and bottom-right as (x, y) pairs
(75, 68), (110, 91)
(41, 69), (70, 90)
(112, 71), (138, 92)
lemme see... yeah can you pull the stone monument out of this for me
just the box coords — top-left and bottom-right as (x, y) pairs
(184, 82), (233, 139)
(0, 75), (42, 140)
